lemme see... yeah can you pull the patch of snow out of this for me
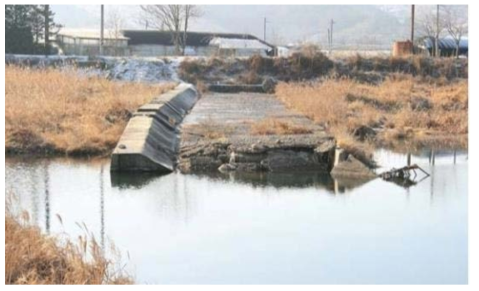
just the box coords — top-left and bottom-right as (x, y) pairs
(101, 57), (181, 83)
(210, 37), (271, 50)
(5, 54), (187, 84)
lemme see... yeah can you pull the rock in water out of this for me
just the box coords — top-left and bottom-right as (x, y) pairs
(331, 154), (377, 178)
(218, 163), (237, 173)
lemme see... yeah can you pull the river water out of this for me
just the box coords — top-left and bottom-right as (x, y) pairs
(5, 150), (468, 284)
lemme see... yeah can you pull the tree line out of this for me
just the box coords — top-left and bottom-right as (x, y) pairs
(5, 5), (61, 55)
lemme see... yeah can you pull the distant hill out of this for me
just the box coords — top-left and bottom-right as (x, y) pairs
(195, 5), (410, 48)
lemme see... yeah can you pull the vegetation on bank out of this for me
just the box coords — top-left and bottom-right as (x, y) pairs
(251, 118), (313, 135)
(179, 52), (468, 87)
(276, 74), (468, 151)
(5, 66), (175, 156)
(5, 201), (132, 284)
(180, 52), (467, 158)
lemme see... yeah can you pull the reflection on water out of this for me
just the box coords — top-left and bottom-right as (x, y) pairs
(110, 170), (373, 194)
(5, 150), (468, 284)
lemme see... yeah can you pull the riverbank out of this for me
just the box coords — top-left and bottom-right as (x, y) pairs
(179, 53), (468, 86)
(179, 53), (467, 156)
(5, 66), (175, 156)
(5, 198), (132, 284)
(6, 54), (467, 163)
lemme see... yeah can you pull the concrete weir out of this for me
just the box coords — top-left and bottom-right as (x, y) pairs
(111, 84), (198, 172)
(178, 92), (337, 173)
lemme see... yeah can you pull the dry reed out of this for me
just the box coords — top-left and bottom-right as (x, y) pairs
(5, 66), (175, 156)
(251, 118), (313, 135)
(276, 75), (468, 149)
(5, 198), (132, 284)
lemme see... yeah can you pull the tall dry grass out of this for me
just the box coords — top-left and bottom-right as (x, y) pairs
(276, 75), (468, 149)
(5, 200), (132, 284)
(251, 118), (313, 135)
(5, 66), (175, 156)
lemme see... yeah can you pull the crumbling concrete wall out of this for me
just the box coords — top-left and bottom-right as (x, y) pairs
(111, 84), (198, 172)
(179, 138), (336, 174)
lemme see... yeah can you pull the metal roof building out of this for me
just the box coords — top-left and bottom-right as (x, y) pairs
(418, 36), (468, 57)
(54, 29), (275, 57)
(121, 30), (275, 57)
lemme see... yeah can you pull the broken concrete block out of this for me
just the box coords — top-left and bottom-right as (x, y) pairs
(219, 163), (237, 172)
(331, 154), (377, 178)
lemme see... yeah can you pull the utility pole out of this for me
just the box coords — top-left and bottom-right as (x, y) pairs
(329, 19), (335, 54)
(327, 29), (331, 53)
(44, 5), (50, 56)
(100, 5), (104, 55)
(263, 17), (267, 41)
(435, 5), (440, 57)
(411, 4), (415, 53)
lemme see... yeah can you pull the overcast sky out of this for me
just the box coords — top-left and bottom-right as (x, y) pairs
(50, 5), (467, 46)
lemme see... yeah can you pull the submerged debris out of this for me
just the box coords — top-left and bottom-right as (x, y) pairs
(379, 164), (430, 187)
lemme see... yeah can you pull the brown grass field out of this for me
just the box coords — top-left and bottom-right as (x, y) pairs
(5, 66), (175, 156)
(276, 74), (468, 151)
(5, 200), (132, 284)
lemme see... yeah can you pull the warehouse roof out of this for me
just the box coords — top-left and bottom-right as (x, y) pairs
(121, 30), (274, 49)
(57, 28), (129, 40)
(421, 36), (468, 50)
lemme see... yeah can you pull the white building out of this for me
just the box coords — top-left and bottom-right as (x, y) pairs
(56, 28), (129, 56)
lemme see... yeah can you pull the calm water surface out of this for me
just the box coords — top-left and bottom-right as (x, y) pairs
(5, 150), (468, 284)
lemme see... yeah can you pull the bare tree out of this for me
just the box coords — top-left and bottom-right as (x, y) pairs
(181, 5), (202, 55)
(140, 5), (201, 56)
(107, 7), (124, 41)
(443, 5), (468, 58)
(417, 6), (444, 56)
(136, 9), (150, 30)
(106, 7), (124, 56)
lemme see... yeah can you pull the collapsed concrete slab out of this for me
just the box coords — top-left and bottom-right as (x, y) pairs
(207, 78), (277, 94)
(331, 148), (377, 178)
(111, 83), (198, 172)
(178, 92), (336, 174)
(179, 138), (336, 174)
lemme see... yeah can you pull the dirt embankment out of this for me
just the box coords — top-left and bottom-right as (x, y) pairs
(5, 66), (175, 156)
(180, 53), (468, 153)
(179, 53), (468, 87)
(276, 76), (468, 152)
